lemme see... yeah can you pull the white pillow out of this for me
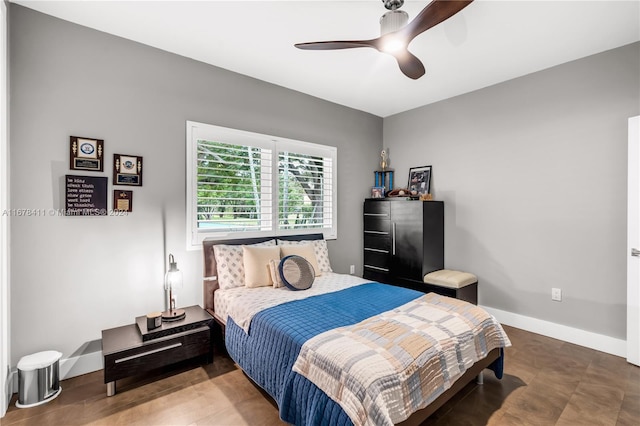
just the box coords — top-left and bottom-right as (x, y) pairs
(278, 239), (333, 273)
(243, 245), (281, 288)
(279, 243), (321, 277)
(213, 240), (276, 290)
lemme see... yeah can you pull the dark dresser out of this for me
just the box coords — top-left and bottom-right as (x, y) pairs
(363, 199), (444, 292)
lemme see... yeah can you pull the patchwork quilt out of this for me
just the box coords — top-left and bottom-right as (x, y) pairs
(293, 293), (511, 426)
(224, 283), (509, 426)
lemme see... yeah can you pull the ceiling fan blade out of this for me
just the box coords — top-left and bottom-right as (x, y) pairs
(388, 50), (426, 80)
(401, 0), (474, 42)
(295, 40), (377, 51)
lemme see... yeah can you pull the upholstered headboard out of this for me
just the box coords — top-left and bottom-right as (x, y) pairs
(202, 234), (324, 313)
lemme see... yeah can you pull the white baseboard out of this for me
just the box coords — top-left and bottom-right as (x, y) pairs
(482, 305), (627, 358)
(11, 351), (103, 394)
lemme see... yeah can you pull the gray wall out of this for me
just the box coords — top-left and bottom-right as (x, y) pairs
(384, 42), (640, 339)
(9, 5), (381, 364)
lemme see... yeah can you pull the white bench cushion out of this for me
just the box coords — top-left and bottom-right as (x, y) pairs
(423, 269), (477, 289)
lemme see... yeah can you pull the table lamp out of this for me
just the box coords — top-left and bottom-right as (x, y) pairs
(162, 254), (185, 321)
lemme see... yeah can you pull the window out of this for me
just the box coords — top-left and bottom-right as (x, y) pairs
(186, 121), (337, 249)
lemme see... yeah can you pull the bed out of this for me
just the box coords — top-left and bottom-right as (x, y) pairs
(202, 234), (510, 426)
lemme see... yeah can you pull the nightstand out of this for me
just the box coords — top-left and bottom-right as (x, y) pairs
(101, 305), (213, 396)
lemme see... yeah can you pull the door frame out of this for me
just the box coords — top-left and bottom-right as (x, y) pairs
(0, 0), (9, 415)
(628, 115), (640, 366)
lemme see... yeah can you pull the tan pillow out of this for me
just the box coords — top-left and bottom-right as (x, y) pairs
(279, 243), (321, 277)
(269, 259), (284, 288)
(243, 245), (281, 288)
(277, 239), (333, 273)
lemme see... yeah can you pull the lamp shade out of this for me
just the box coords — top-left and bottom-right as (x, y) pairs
(164, 254), (183, 290)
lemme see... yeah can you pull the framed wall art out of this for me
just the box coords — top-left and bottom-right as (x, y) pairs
(408, 165), (432, 197)
(113, 154), (143, 186)
(65, 175), (108, 216)
(70, 136), (104, 172)
(113, 190), (133, 212)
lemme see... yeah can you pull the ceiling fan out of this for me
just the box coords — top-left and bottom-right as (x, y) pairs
(295, 0), (474, 80)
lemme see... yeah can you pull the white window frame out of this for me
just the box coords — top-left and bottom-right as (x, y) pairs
(186, 121), (337, 250)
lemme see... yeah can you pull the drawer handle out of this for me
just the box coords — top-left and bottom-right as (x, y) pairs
(392, 222), (396, 255)
(364, 230), (388, 235)
(364, 248), (389, 253)
(115, 342), (183, 363)
(364, 264), (389, 272)
(364, 213), (388, 217)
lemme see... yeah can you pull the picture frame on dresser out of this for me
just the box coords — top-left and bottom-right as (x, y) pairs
(371, 186), (384, 198)
(408, 165), (432, 197)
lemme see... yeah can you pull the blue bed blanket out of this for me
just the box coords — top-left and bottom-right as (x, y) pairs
(225, 283), (505, 425)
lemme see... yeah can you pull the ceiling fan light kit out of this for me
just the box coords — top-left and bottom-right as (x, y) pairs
(380, 10), (409, 36)
(295, 0), (474, 80)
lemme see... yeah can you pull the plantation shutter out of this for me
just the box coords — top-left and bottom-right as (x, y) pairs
(187, 121), (337, 247)
(278, 150), (333, 232)
(196, 139), (273, 233)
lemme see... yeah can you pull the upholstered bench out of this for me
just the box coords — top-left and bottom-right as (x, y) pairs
(423, 269), (478, 305)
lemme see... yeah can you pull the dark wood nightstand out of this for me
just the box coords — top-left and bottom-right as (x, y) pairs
(101, 305), (213, 396)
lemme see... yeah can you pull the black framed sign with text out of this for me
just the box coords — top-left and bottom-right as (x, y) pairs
(65, 175), (108, 216)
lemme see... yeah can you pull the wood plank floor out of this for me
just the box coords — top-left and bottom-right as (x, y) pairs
(2, 325), (638, 425)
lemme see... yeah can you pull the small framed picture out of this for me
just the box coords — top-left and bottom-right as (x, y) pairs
(113, 154), (143, 186)
(70, 136), (104, 172)
(371, 186), (385, 199)
(408, 165), (432, 197)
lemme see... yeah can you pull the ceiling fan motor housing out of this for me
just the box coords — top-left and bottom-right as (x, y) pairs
(380, 10), (409, 35)
(382, 0), (404, 11)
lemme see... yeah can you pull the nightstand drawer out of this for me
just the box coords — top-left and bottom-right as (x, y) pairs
(104, 326), (210, 383)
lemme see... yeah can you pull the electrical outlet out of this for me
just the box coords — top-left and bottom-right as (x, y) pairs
(350, 265), (355, 274)
(552, 288), (562, 302)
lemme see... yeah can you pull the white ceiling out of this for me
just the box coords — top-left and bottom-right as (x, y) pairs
(12, 0), (640, 117)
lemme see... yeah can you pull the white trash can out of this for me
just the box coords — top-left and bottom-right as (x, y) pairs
(16, 351), (62, 408)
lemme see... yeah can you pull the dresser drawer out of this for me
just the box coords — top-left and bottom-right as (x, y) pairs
(364, 269), (390, 284)
(364, 200), (390, 217)
(364, 216), (390, 234)
(104, 326), (210, 383)
(364, 250), (389, 269)
(364, 234), (391, 251)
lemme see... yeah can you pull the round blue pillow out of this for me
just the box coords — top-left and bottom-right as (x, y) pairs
(279, 255), (315, 291)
